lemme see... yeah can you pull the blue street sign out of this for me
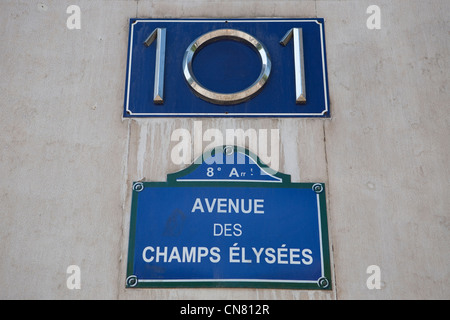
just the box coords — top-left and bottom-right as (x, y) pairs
(126, 146), (332, 289)
(123, 19), (330, 118)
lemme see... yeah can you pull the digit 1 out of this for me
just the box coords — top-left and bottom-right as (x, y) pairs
(280, 28), (306, 104)
(144, 28), (166, 104)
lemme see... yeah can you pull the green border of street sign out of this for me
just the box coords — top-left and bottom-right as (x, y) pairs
(126, 146), (332, 290)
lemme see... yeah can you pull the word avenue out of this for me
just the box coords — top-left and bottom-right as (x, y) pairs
(191, 197), (265, 214)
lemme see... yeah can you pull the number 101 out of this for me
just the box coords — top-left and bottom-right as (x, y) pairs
(144, 27), (306, 106)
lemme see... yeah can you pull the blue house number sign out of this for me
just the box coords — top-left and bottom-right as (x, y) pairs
(126, 146), (332, 289)
(123, 19), (330, 117)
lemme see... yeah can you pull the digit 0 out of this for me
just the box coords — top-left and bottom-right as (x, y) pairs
(182, 28), (272, 105)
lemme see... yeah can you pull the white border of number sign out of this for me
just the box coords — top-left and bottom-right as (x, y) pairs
(125, 19), (328, 116)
